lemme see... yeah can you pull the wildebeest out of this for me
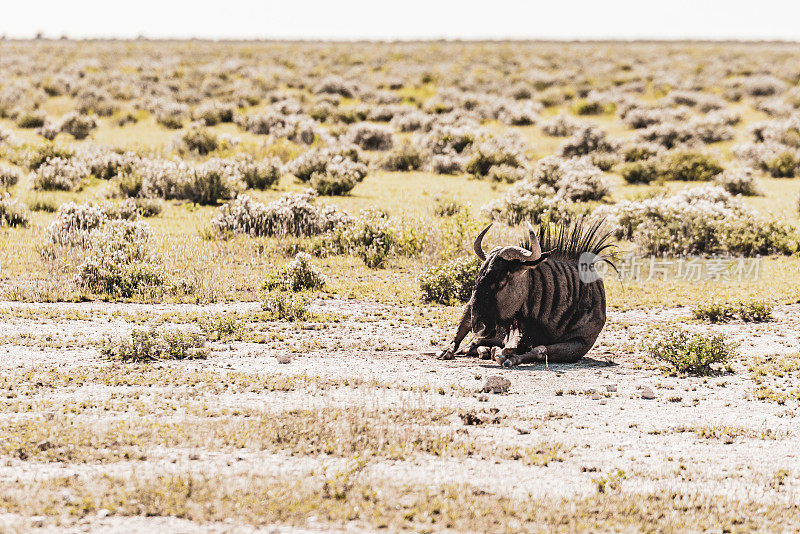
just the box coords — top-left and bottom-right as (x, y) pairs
(437, 218), (614, 366)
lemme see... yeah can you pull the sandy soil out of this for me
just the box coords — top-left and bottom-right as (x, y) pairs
(1, 299), (799, 531)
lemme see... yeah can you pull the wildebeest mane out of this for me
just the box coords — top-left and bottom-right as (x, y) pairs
(522, 216), (618, 270)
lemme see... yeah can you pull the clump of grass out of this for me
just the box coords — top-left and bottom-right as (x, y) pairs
(101, 328), (208, 362)
(262, 290), (311, 321)
(200, 313), (245, 341)
(418, 257), (481, 305)
(433, 197), (465, 217)
(738, 301), (774, 322)
(648, 330), (736, 376)
(691, 302), (736, 323)
(263, 252), (326, 292)
(0, 193), (29, 227)
(692, 300), (773, 323)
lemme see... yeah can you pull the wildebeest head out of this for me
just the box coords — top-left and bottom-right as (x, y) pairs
(470, 223), (550, 336)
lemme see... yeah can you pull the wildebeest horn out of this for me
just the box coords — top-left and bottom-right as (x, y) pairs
(526, 221), (542, 258)
(473, 223), (492, 260)
(498, 246), (542, 262)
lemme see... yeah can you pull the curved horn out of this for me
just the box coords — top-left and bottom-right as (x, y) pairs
(498, 246), (540, 262)
(526, 221), (542, 258)
(473, 223), (492, 261)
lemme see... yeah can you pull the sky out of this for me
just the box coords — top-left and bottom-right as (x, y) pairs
(2, 0), (800, 41)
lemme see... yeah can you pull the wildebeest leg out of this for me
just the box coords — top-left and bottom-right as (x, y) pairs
(490, 328), (523, 361)
(437, 304), (472, 360)
(499, 338), (592, 367)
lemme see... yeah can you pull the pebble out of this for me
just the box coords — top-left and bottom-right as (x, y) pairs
(515, 426), (531, 435)
(36, 440), (53, 451)
(476, 394), (489, 402)
(97, 509), (110, 518)
(31, 516), (45, 528)
(481, 376), (511, 394)
(641, 387), (656, 400)
(276, 354), (291, 364)
(591, 393), (602, 400)
(605, 384), (617, 393)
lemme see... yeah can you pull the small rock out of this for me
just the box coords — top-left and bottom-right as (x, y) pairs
(605, 384), (617, 393)
(515, 426), (530, 435)
(481, 375), (511, 394)
(97, 509), (110, 518)
(586, 388), (597, 394)
(30, 516), (45, 528)
(36, 440), (53, 452)
(591, 393), (601, 400)
(476, 394), (489, 402)
(641, 387), (656, 400)
(600, 400), (607, 405)
(276, 354), (291, 364)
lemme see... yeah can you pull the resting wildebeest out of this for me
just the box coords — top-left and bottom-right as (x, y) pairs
(438, 218), (614, 366)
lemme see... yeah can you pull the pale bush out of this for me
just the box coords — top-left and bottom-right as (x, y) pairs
(57, 111), (97, 140)
(0, 163), (23, 188)
(381, 140), (426, 171)
(101, 328), (207, 361)
(0, 193), (29, 227)
(33, 157), (89, 191)
(559, 125), (617, 157)
(211, 192), (351, 237)
(263, 252), (326, 291)
(310, 158), (368, 196)
(345, 122), (395, 151)
(540, 113), (582, 137)
(75, 220), (165, 298)
(714, 169), (761, 196)
(601, 185), (796, 256)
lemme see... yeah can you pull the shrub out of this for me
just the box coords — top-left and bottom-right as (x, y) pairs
(559, 125), (616, 157)
(465, 136), (527, 179)
(691, 302), (736, 323)
(648, 330), (735, 376)
(262, 290), (311, 321)
(310, 158), (367, 196)
(0, 193), (29, 227)
(211, 192), (351, 237)
(765, 151), (799, 178)
(176, 126), (219, 155)
(487, 164), (527, 183)
(101, 328), (208, 362)
(540, 114), (582, 137)
(419, 257), (482, 305)
(135, 198), (164, 218)
(75, 220), (165, 298)
(263, 252), (326, 291)
(738, 301), (774, 323)
(619, 160), (659, 185)
(57, 112), (97, 140)
(382, 140), (425, 171)
(239, 157), (282, 190)
(25, 143), (75, 170)
(199, 313), (244, 342)
(16, 110), (46, 128)
(658, 151), (723, 182)
(714, 169), (760, 196)
(182, 160), (244, 205)
(32, 157), (89, 191)
(321, 208), (396, 268)
(483, 156), (608, 225)
(0, 163), (22, 188)
(345, 122), (395, 151)
(602, 185), (796, 256)
(571, 98), (605, 115)
(193, 101), (235, 125)
(430, 153), (465, 175)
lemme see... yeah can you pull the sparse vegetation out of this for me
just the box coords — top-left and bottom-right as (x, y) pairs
(648, 330), (736, 375)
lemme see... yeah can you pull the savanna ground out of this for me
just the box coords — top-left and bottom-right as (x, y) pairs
(1, 40), (800, 532)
